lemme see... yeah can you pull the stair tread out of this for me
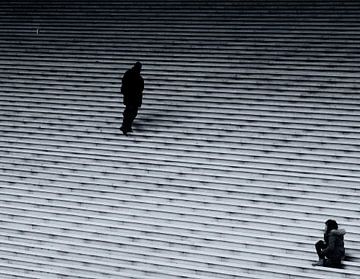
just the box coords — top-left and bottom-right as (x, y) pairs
(1, 0), (360, 278)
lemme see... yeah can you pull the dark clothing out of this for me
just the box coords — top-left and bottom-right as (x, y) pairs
(121, 68), (144, 107)
(122, 105), (138, 132)
(120, 67), (144, 133)
(315, 229), (346, 267)
(315, 240), (327, 259)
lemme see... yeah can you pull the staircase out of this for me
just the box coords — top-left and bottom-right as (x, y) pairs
(0, 0), (359, 278)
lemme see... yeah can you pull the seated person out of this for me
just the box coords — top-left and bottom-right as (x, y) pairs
(313, 219), (346, 267)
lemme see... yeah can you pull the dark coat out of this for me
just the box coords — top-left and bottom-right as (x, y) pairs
(121, 68), (144, 107)
(322, 229), (346, 261)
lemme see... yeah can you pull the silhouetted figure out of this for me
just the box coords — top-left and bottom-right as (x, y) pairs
(313, 219), (346, 268)
(120, 62), (144, 135)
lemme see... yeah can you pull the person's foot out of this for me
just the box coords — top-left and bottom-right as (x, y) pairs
(312, 259), (325, 266)
(120, 127), (128, 135)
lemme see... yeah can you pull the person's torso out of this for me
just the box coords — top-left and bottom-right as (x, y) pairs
(123, 70), (143, 93)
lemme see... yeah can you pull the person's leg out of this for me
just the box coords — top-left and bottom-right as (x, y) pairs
(121, 106), (138, 134)
(315, 240), (326, 259)
(313, 240), (327, 266)
(121, 106), (131, 134)
(126, 106), (138, 131)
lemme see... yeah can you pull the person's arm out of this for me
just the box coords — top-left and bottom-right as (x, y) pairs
(141, 77), (144, 93)
(321, 233), (335, 256)
(121, 71), (129, 94)
(121, 76), (126, 94)
(138, 77), (144, 107)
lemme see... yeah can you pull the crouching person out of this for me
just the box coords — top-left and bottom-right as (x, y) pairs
(313, 219), (346, 268)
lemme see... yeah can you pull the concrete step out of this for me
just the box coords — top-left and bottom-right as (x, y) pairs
(1, 0), (359, 278)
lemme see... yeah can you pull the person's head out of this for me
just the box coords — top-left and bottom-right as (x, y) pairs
(325, 219), (338, 233)
(133, 61), (142, 73)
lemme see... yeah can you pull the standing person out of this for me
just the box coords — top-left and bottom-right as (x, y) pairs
(120, 62), (144, 135)
(313, 219), (346, 267)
